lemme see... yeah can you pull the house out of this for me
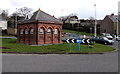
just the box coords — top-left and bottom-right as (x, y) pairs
(80, 19), (102, 33)
(100, 14), (120, 35)
(62, 16), (81, 30)
(62, 16), (102, 33)
(17, 9), (63, 45)
(7, 15), (25, 35)
(0, 14), (7, 30)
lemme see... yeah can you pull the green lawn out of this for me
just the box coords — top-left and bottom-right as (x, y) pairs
(1, 38), (115, 53)
(63, 29), (101, 36)
(63, 29), (93, 36)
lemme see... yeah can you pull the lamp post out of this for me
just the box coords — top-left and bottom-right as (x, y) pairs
(94, 4), (97, 37)
(61, 9), (64, 17)
(117, 13), (119, 35)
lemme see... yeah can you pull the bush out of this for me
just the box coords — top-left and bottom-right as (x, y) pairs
(2, 30), (8, 36)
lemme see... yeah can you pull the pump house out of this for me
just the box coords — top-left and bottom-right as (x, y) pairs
(17, 9), (63, 45)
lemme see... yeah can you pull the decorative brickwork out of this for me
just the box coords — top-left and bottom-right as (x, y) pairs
(17, 9), (63, 45)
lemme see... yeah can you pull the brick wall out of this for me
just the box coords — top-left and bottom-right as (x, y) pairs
(17, 21), (62, 45)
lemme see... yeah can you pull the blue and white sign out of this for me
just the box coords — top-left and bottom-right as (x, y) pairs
(66, 38), (92, 44)
(76, 39), (82, 43)
(66, 38), (93, 52)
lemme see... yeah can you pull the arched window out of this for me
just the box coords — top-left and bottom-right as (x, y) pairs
(40, 28), (45, 34)
(47, 28), (52, 34)
(54, 28), (59, 34)
(20, 29), (23, 34)
(30, 28), (34, 34)
(25, 29), (28, 34)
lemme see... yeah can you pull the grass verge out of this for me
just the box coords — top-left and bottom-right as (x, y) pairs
(63, 29), (101, 36)
(1, 38), (115, 54)
(63, 29), (93, 36)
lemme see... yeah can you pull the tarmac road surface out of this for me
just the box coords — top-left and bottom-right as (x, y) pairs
(2, 51), (118, 72)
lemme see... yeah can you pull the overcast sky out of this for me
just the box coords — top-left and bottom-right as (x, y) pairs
(0, 0), (119, 19)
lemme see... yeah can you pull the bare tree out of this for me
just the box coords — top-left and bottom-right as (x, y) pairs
(68, 13), (77, 16)
(17, 7), (33, 17)
(1, 9), (9, 20)
(89, 16), (95, 20)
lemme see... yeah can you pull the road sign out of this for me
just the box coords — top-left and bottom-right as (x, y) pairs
(87, 39), (90, 44)
(82, 39), (85, 43)
(66, 39), (75, 43)
(76, 39), (82, 43)
(66, 38), (92, 44)
(66, 39), (70, 43)
(66, 38), (93, 52)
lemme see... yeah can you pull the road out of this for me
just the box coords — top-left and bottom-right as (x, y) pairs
(2, 53), (118, 72)
(109, 39), (119, 50)
(2, 39), (119, 72)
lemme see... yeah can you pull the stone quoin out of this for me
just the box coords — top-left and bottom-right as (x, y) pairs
(17, 9), (63, 45)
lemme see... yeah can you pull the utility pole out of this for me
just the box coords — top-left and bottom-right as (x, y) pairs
(117, 15), (119, 35)
(94, 4), (97, 37)
(61, 9), (64, 17)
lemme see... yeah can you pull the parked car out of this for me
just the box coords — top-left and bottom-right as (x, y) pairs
(116, 35), (120, 41)
(102, 33), (113, 39)
(67, 34), (81, 38)
(92, 37), (114, 45)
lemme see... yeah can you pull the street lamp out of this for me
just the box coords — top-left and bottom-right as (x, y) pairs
(61, 9), (64, 17)
(116, 14), (120, 36)
(94, 4), (97, 37)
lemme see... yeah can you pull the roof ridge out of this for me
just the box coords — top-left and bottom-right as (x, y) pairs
(35, 10), (40, 20)
(29, 9), (63, 24)
(39, 9), (60, 21)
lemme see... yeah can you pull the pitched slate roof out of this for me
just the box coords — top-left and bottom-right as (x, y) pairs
(107, 15), (118, 22)
(29, 9), (63, 24)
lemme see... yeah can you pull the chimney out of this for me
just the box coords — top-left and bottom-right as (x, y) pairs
(53, 15), (55, 17)
(26, 15), (29, 20)
(111, 13), (114, 16)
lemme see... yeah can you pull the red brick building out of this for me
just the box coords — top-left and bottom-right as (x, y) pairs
(17, 9), (63, 45)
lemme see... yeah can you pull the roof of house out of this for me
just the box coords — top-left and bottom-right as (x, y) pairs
(29, 9), (63, 24)
(0, 14), (7, 21)
(18, 9), (63, 24)
(106, 15), (118, 22)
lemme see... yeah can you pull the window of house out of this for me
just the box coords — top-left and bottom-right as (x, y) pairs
(25, 29), (28, 34)
(40, 28), (44, 34)
(20, 29), (23, 34)
(30, 28), (34, 34)
(47, 28), (52, 34)
(54, 28), (59, 34)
